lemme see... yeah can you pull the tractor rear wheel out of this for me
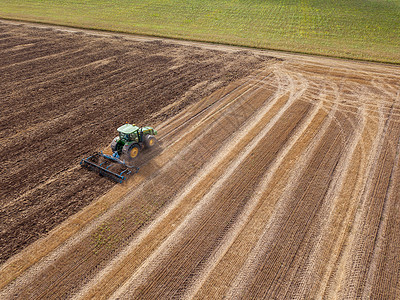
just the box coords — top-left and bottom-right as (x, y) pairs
(144, 135), (157, 148)
(127, 144), (140, 159)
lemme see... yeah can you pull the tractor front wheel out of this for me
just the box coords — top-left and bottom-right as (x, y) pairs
(144, 135), (157, 148)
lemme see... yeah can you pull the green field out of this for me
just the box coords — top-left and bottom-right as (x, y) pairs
(1, 0), (400, 63)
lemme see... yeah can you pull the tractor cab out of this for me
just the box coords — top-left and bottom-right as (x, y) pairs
(117, 123), (140, 142)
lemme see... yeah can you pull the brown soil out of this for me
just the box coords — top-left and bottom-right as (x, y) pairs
(1, 20), (400, 299)
(0, 21), (270, 264)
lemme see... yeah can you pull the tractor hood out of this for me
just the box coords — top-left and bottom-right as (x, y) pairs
(117, 123), (139, 134)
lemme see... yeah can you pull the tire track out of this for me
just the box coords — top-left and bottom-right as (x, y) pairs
(215, 74), (338, 299)
(316, 110), (380, 299)
(281, 70), (375, 298)
(317, 78), (390, 298)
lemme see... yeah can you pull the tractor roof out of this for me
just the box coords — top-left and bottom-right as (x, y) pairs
(117, 123), (139, 134)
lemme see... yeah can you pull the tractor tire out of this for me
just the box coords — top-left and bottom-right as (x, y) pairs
(110, 137), (120, 152)
(144, 135), (157, 148)
(126, 144), (140, 159)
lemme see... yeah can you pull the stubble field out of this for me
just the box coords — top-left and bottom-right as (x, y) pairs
(1, 21), (400, 299)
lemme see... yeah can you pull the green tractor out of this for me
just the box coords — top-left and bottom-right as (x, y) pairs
(80, 123), (158, 183)
(111, 123), (158, 160)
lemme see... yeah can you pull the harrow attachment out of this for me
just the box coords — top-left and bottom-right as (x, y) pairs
(80, 152), (139, 183)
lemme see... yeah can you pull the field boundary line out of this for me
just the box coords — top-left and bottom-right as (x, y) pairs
(4, 19), (400, 69)
(1, 18), (400, 65)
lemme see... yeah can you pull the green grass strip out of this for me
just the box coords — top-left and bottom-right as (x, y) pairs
(1, 0), (399, 63)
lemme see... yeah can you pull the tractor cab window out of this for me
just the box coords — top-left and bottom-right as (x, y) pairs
(130, 132), (138, 141)
(119, 132), (130, 141)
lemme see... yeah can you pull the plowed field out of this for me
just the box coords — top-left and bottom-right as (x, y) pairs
(0, 20), (269, 265)
(1, 21), (400, 299)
